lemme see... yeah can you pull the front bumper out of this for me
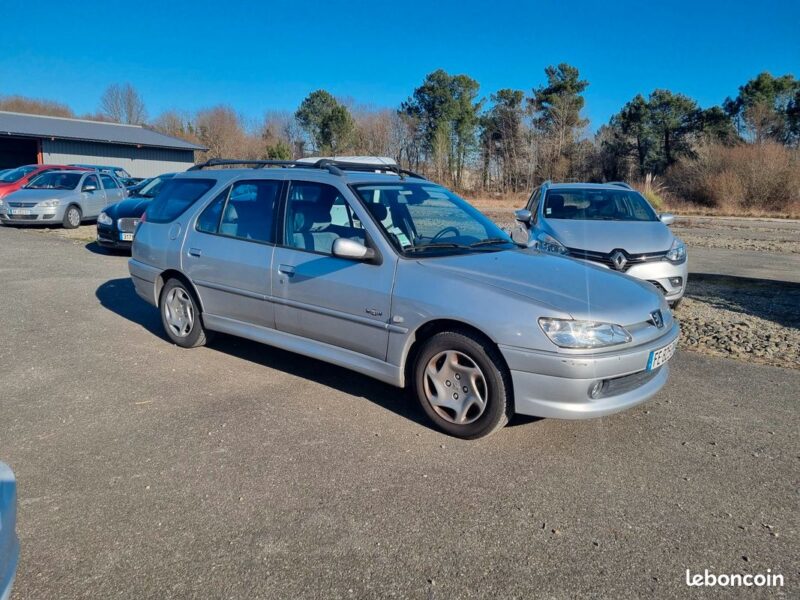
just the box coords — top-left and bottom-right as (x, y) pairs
(96, 223), (133, 250)
(500, 322), (679, 419)
(0, 205), (63, 225)
(579, 257), (688, 302)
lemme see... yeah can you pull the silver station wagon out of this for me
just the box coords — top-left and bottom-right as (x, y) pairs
(129, 159), (679, 439)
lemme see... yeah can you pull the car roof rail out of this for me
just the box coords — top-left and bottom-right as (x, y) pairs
(607, 181), (633, 189)
(188, 157), (427, 180)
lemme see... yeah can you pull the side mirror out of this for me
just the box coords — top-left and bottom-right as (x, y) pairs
(83, 183), (97, 192)
(659, 213), (675, 225)
(332, 238), (375, 261)
(514, 209), (533, 226)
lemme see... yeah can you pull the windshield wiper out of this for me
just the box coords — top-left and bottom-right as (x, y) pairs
(469, 237), (522, 248)
(405, 242), (472, 253)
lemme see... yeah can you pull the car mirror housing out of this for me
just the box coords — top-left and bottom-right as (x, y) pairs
(332, 238), (376, 261)
(83, 184), (98, 192)
(659, 213), (675, 225)
(514, 209), (533, 226)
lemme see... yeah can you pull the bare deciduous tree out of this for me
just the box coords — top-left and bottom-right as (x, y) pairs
(99, 83), (147, 124)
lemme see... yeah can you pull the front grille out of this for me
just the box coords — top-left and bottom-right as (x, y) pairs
(7, 202), (37, 208)
(567, 247), (667, 272)
(597, 367), (661, 398)
(117, 217), (140, 233)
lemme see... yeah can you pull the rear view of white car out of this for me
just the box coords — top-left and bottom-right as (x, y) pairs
(515, 182), (688, 307)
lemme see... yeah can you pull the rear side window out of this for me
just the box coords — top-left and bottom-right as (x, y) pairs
(145, 178), (216, 223)
(100, 174), (119, 189)
(195, 180), (281, 243)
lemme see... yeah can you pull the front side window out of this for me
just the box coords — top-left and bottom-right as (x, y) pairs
(26, 172), (82, 190)
(82, 175), (100, 191)
(145, 178), (216, 224)
(0, 166), (37, 183)
(352, 182), (514, 255)
(100, 174), (119, 189)
(284, 182), (365, 255)
(543, 189), (658, 222)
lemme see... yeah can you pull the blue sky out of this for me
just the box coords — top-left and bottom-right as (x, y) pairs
(1, 0), (797, 129)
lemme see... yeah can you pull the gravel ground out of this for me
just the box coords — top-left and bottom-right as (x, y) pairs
(675, 276), (800, 370)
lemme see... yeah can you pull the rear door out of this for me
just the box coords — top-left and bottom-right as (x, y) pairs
(272, 180), (394, 360)
(182, 178), (282, 329)
(99, 174), (125, 206)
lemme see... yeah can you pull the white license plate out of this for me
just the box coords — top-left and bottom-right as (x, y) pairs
(119, 233), (134, 241)
(11, 208), (31, 215)
(647, 338), (678, 370)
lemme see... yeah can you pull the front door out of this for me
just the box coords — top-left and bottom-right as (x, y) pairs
(80, 174), (106, 217)
(182, 179), (282, 329)
(272, 180), (394, 361)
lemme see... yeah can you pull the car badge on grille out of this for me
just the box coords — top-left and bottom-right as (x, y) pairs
(610, 250), (627, 271)
(650, 309), (664, 329)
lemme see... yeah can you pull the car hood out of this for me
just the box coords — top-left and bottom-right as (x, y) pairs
(546, 220), (673, 254)
(418, 249), (665, 324)
(105, 196), (150, 217)
(2, 188), (76, 202)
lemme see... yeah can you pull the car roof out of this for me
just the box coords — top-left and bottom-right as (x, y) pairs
(173, 168), (429, 186)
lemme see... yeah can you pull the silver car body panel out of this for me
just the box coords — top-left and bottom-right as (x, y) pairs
(130, 169), (677, 419)
(0, 462), (19, 600)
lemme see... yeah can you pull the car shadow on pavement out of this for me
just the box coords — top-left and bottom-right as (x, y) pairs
(687, 273), (800, 329)
(95, 277), (434, 429)
(85, 241), (124, 255)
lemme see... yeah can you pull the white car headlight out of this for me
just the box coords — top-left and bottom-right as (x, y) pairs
(539, 318), (632, 349)
(37, 199), (60, 208)
(666, 238), (686, 263)
(535, 232), (569, 255)
(97, 212), (113, 226)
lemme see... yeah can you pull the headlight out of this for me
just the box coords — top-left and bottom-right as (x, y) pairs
(539, 318), (632, 349)
(665, 238), (686, 263)
(37, 199), (60, 208)
(97, 212), (113, 226)
(535, 232), (568, 255)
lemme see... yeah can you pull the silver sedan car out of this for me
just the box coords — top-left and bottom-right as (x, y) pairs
(0, 170), (125, 229)
(515, 182), (688, 307)
(129, 160), (678, 439)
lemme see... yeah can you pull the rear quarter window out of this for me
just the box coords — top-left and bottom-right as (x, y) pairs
(145, 178), (216, 223)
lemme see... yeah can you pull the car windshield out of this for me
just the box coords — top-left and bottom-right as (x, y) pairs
(132, 176), (170, 198)
(0, 166), (37, 183)
(25, 172), (82, 190)
(352, 182), (515, 255)
(544, 188), (658, 222)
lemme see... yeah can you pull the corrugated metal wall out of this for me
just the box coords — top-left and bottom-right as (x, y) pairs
(41, 140), (195, 178)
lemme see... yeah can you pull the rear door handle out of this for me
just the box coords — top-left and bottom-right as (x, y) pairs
(278, 264), (296, 276)
(188, 248), (202, 257)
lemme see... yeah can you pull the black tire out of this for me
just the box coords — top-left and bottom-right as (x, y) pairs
(669, 298), (682, 310)
(62, 205), (82, 229)
(159, 278), (209, 348)
(413, 330), (512, 439)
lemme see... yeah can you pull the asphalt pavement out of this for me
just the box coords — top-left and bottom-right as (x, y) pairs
(0, 226), (797, 599)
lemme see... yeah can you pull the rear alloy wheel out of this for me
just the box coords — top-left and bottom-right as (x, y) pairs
(159, 279), (208, 348)
(413, 330), (512, 439)
(63, 205), (82, 229)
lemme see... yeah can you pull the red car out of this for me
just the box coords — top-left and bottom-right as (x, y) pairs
(0, 164), (90, 200)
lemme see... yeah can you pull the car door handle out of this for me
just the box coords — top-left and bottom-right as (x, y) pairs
(188, 248), (202, 257)
(278, 264), (296, 276)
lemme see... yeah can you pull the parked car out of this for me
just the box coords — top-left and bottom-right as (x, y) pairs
(97, 173), (175, 250)
(515, 182), (688, 307)
(129, 159), (678, 439)
(0, 462), (19, 600)
(0, 163), (89, 200)
(0, 170), (126, 228)
(68, 164), (140, 187)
